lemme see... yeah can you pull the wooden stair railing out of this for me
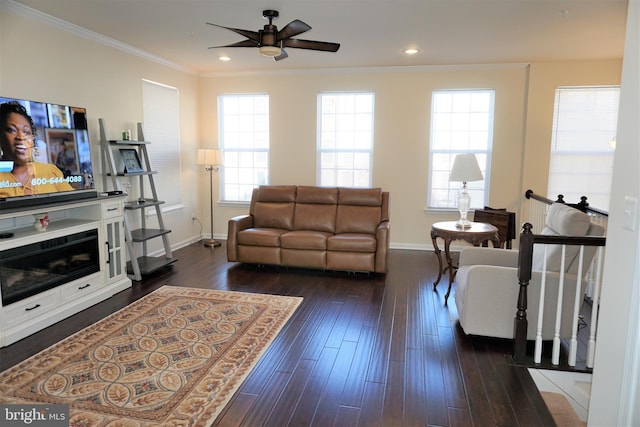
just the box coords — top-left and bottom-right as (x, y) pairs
(525, 190), (608, 303)
(513, 223), (606, 369)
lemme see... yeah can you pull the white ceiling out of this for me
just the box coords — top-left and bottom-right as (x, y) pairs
(11, 0), (629, 74)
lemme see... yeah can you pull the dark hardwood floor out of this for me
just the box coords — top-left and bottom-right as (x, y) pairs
(0, 242), (556, 426)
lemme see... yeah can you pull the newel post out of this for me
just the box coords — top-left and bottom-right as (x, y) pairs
(514, 223), (534, 361)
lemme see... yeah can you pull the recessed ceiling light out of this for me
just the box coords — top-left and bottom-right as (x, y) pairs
(404, 48), (419, 55)
(219, 56), (231, 62)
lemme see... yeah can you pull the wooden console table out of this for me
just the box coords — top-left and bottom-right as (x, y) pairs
(431, 221), (500, 303)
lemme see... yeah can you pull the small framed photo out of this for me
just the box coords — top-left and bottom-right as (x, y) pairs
(119, 148), (143, 173)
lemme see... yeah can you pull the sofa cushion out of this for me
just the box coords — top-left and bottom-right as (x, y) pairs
(292, 186), (338, 232)
(253, 202), (295, 230)
(293, 203), (337, 233)
(338, 187), (382, 206)
(335, 187), (383, 234)
(281, 230), (330, 250)
(237, 228), (286, 247)
(296, 186), (338, 204)
(255, 185), (297, 203)
(251, 185), (296, 230)
(336, 205), (381, 234)
(328, 233), (377, 252)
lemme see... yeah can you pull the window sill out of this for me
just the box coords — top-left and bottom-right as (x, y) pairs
(218, 200), (250, 208)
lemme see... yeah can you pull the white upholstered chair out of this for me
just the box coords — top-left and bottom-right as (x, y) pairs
(454, 203), (605, 340)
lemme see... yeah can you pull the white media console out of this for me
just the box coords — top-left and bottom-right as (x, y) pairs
(0, 196), (131, 347)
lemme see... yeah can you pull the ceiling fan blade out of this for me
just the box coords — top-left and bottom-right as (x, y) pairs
(276, 19), (311, 41)
(206, 22), (260, 42)
(274, 48), (289, 61)
(208, 39), (258, 49)
(282, 38), (340, 52)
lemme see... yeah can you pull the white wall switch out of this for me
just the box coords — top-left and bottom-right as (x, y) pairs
(623, 196), (638, 231)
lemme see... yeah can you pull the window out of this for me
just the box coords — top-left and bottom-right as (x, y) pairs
(218, 94), (269, 202)
(142, 79), (182, 208)
(548, 86), (619, 211)
(318, 92), (374, 187)
(428, 89), (494, 209)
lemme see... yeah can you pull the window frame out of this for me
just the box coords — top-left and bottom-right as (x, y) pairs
(427, 88), (495, 210)
(217, 93), (270, 202)
(317, 91), (375, 188)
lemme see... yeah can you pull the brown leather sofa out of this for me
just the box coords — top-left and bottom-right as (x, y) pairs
(227, 185), (390, 273)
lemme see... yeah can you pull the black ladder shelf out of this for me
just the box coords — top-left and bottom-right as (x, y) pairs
(99, 119), (176, 281)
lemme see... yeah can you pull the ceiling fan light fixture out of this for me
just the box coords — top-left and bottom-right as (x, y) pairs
(259, 45), (281, 57)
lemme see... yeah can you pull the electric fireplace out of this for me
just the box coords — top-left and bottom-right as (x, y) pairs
(0, 229), (100, 306)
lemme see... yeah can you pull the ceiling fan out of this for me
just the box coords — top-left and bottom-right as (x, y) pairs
(207, 10), (340, 61)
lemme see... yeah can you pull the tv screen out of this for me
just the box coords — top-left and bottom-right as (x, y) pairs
(0, 96), (97, 210)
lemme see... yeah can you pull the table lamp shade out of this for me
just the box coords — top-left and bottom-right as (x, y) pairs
(197, 148), (223, 166)
(449, 153), (483, 183)
(449, 153), (483, 229)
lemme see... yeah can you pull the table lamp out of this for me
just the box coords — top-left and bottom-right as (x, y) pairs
(449, 153), (483, 228)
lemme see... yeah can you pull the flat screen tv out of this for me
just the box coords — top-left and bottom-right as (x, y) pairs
(0, 96), (97, 210)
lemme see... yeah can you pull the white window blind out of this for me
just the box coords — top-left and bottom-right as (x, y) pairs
(317, 92), (374, 187)
(548, 86), (619, 211)
(141, 79), (182, 208)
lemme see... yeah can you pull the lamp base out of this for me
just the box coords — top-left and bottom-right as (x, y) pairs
(203, 239), (222, 248)
(455, 219), (472, 229)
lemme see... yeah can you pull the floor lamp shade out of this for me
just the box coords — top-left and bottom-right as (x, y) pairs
(197, 148), (223, 167)
(449, 153), (483, 228)
(197, 148), (223, 247)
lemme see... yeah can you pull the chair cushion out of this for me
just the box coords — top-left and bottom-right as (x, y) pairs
(544, 202), (591, 236)
(532, 203), (594, 273)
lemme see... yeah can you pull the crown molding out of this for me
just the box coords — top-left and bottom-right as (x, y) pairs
(4, 0), (196, 76)
(200, 62), (531, 78)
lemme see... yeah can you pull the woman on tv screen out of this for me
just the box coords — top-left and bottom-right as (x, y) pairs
(0, 101), (73, 197)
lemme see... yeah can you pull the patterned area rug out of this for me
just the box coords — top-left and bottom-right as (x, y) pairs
(0, 286), (302, 426)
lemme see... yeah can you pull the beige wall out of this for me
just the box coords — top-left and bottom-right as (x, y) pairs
(0, 5), (202, 251)
(0, 3), (622, 250)
(522, 60), (622, 221)
(202, 60), (621, 247)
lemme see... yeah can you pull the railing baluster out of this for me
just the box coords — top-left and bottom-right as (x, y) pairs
(587, 247), (605, 368)
(552, 246), (567, 365)
(569, 246), (586, 367)
(534, 246), (548, 364)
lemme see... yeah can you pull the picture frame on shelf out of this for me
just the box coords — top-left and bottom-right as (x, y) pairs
(119, 148), (143, 173)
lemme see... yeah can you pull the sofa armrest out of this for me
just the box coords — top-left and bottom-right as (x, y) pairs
(227, 214), (254, 261)
(375, 220), (390, 273)
(458, 247), (519, 268)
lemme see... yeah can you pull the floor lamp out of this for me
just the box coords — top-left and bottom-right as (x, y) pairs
(197, 148), (223, 247)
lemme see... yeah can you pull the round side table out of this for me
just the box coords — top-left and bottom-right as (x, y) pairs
(431, 221), (500, 303)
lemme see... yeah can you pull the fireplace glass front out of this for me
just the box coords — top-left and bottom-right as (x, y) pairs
(0, 229), (100, 306)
